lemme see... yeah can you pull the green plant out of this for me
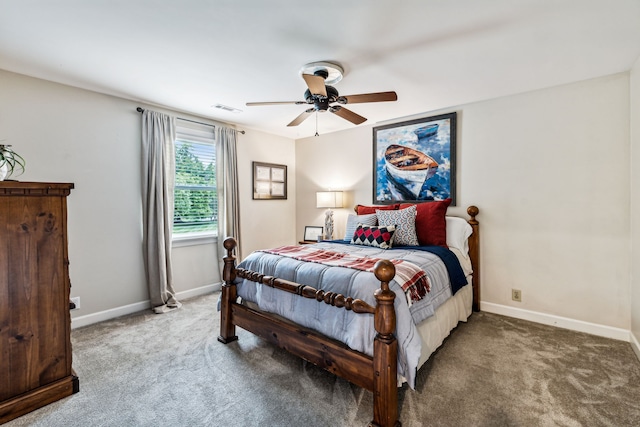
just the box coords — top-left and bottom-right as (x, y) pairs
(0, 144), (26, 179)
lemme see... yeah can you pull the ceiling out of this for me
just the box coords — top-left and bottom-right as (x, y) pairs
(1, 1), (640, 139)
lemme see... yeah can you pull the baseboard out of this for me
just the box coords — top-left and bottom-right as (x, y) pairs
(481, 302), (631, 342)
(176, 282), (221, 300)
(71, 282), (221, 330)
(70, 300), (151, 329)
(631, 331), (640, 362)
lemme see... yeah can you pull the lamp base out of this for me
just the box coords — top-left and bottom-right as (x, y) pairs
(324, 209), (334, 240)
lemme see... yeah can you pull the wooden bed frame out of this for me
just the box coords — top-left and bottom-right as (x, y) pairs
(218, 206), (480, 427)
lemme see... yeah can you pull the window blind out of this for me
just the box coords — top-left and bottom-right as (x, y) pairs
(174, 120), (217, 235)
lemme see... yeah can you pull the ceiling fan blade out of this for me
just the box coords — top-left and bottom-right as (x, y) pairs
(246, 101), (305, 106)
(330, 106), (367, 125)
(302, 74), (327, 97)
(287, 108), (315, 127)
(340, 91), (398, 104)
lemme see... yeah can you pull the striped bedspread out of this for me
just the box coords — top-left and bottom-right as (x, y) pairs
(260, 245), (430, 302)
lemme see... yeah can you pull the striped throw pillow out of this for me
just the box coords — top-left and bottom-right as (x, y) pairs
(344, 213), (378, 241)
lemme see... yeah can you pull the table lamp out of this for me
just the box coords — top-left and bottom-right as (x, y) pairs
(316, 191), (343, 240)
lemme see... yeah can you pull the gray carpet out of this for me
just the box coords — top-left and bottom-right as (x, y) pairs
(6, 292), (640, 427)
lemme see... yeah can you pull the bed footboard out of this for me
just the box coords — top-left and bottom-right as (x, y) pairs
(218, 237), (401, 427)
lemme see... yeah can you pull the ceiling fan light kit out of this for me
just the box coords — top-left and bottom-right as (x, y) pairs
(299, 61), (344, 85)
(247, 61), (398, 129)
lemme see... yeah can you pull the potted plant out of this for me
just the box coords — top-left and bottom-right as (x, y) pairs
(0, 144), (26, 181)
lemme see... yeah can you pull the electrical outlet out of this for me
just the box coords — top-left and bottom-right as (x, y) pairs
(512, 289), (522, 302)
(70, 297), (81, 310)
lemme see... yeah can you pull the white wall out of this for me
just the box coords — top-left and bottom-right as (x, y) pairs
(0, 70), (150, 321)
(0, 69), (296, 326)
(631, 57), (640, 359)
(236, 129), (297, 257)
(297, 73), (631, 334)
(296, 126), (370, 241)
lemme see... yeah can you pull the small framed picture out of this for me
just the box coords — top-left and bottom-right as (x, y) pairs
(271, 182), (285, 196)
(304, 226), (323, 242)
(253, 161), (287, 200)
(255, 165), (271, 181)
(255, 181), (270, 195)
(271, 167), (285, 182)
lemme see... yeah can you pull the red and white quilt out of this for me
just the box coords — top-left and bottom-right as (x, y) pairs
(260, 245), (430, 302)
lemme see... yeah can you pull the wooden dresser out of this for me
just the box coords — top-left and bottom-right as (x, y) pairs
(0, 182), (78, 424)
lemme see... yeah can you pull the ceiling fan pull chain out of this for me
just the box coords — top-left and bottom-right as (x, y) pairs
(315, 112), (319, 136)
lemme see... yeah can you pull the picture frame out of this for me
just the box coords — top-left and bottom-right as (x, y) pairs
(253, 161), (287, 200)
(372, 112), (456, 205)
(304, 226), (323, 242)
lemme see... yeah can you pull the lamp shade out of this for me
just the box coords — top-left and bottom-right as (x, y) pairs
(316, 191), (344, 209)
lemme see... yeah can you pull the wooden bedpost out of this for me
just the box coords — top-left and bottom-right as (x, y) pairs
(217, 237), (239, 344)
(370, 260), (401, 427)
(467, 206), (480, 312)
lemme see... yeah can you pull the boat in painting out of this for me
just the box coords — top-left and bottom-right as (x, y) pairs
(414, 123), (439, 140)
(384, 144), (438, 199)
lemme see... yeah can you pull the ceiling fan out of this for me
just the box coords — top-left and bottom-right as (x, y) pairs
(246, 62), (398, 128)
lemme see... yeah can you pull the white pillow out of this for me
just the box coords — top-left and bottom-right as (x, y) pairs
(446, 217), (474, 277)
(344, 213), (377, 241)
(445, 216), (473, 252)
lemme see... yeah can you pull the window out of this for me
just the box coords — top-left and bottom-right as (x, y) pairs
(173, 120), (217, 238)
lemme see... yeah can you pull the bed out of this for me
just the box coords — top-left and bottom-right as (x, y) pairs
(218, 204), (480, 427)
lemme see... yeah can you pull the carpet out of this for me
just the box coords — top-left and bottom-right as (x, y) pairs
(5, 292), (640, 426)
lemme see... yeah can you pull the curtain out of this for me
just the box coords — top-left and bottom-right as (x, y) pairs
(216, 126), (241, 270)
(141, 110), (181, 314)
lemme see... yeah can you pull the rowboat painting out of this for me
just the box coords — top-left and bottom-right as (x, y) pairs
(373, 112), (456, 203)
(384, 144), (438, 199)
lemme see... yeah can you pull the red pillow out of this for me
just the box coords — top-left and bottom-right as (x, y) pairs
(400, 199), (451, 247)
(356, 204), (399, 215)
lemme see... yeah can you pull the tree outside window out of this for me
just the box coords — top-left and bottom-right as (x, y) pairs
(174, 140), (217, 234)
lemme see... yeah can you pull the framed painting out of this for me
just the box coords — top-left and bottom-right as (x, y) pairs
(372, 112), (456, 205)
(252, 161), (287, 200)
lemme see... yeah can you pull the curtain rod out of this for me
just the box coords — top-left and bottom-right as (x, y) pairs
(136, 107), (245, 134)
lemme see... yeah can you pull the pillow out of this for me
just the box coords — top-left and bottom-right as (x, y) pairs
(400, 198), (451, 247)
(445, 216), (473, 252)
(356, 204), (399, 215)
(344, 213), (378, 241)
(351, 224), (396, 249)
(446, 217), (474, 278)
(375, 205), (419, 246)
